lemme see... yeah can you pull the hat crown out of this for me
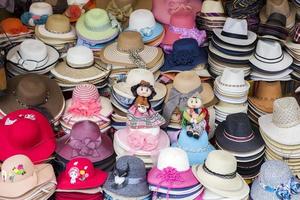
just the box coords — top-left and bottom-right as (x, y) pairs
(70, 120), (101, 140)
(173, 71), (201, 94)
(29, 2), (53, 16)
(219, 68), (245, 87)
(72, 84), (100, 102)
(222, 18), (248, 36)
(115, 156), (146, 178)
(128, 9), (156, 31)
(170, 10), (195, 29)
(84, 8), (110, 29)
(1, 155), (35, 183)
(272, 97), (300, 128)
(253, 81), (282, 100)
(117, 31), (144, 52)
(201, 0), (224, 14)
(225, 113), (253, 137)
(67, 0), (89, 5)
(66, 158), (95, 181)
(126, 69), (155, 87)
(173, 38), (199, 53)
(19, 39), (47, 63)
(45, 14), (71, 33)
(66, 46), (94, 68)
(255, 40), (282, 60)
(157, 148), (189, 172)
(266, 0), (290, 17)
(205, 150), (237, 176)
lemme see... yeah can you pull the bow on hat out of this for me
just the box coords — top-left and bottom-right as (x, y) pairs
(106, 0), (133, 23)
(20, 12), (48, 26)
(69, 137), (102, 158)
(169, 26), (207, 46)
(127, 131), (159, 151)
(111, 164), (129, 189)
(168, 0), (192, 14)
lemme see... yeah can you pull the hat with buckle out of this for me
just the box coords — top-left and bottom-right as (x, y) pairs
(0, 109), (56, 162)
(76, 8), (120, 42)
(0, 18), (29, 35)
(213, 18), (257, 46)
(259, 97), (300, 146)
(127, 9), (163, 43)
(0, 154), (55, 198)
(6, 39), (59, 72)
(192, 150), (250, 199)
(0, 74), (64, 121)
(57, 157), (108, 190)
(21, 2), (53, 26)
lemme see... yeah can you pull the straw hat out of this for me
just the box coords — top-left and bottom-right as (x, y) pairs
(96, 0), (152, 13)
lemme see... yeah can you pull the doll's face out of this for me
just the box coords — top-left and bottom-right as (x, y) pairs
(187, 97), (202, 109)
(136, 86), (152, 97)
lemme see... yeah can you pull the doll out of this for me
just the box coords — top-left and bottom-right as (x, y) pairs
(182, 95), (209, 139)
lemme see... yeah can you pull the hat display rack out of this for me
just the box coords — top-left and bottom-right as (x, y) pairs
(2, 0), (300, 199)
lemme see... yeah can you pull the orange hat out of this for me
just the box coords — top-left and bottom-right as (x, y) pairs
(64, 5), (83, 22)
(0, 18), (28, 35)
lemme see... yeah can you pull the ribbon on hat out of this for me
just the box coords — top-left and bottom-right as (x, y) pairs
(260, 176), (300, 200)
(169, 26), (207, 46)
(69, 137), (102, 158)
(20, 12), (49, 26)
(127, 131), (159, 151)
(168, 1), (193, 15)
(106, 0), (133, 23)
(128, 50), (147, 69)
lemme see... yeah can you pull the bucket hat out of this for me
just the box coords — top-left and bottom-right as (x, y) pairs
(21, 2), (53, 26)
(160, 38), (207, 73)
(0, 109), (56, 162)
(127, 9), (163, 43)
(103, 156), (150, 197)
(57, 157), (108, 190)
(192, 150), (250, 199)
(0, 18), (29, 35)
(0, 154), (55, 198)
(259, 97), (300, 146)
(215, 113), (265, 153)
(6, 39), (59, 72)
(76, 8), (120, 42)
(250, 39), (293, 73)
(251, 160), (300, 200)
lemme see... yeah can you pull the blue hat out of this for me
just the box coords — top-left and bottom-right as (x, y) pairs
(161, 38), (208, 73)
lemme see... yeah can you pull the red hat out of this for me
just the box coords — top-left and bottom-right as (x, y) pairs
(57, 157), (108, 190)
(0, 109), (56, 163)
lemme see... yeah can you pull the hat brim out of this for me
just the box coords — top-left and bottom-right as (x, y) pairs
(36, 25), (76, 40)
(248, 97), (273, 113)
(211, 36), (255, 53)
(213, 29), (257, 46)
(214, 103), (248, 114)
(209, 44), (252, 62)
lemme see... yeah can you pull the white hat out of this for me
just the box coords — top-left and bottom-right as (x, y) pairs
(214, 101), (248, 114)
(67, 0), (89, 5)
(29, 2), (53, 16)
(213, 18), (257, 46)
(192, 150), (249, 199)
(258, 97), (300, 145)
(157, 147), (189, 171)
(250, 39), (293, 73)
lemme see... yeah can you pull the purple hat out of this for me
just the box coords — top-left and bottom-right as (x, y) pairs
(56, 120), (114, 163)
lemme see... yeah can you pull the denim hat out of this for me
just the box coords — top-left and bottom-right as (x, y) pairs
(161, 38), (207, 73)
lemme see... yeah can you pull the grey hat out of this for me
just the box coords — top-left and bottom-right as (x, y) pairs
(251, 160), (300, 200)
(103, 156), (150, 198)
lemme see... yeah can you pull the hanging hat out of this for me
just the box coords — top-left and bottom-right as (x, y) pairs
(56, 120), (114, 163)
(251, 160), (300, 200)
(21, 2), (53, 26)
(0, 109), (56, 162)
(103, 156), (150, 197)
(0, 154), (55, 198)
(57, 157), (108, 190)
(259, 97), (300, 146)
(0, 18), (29, 35)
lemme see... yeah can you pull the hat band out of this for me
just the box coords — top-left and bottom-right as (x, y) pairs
(221, 30), (248, 40)
(223, 130), (255, 143)
(169, 25), (207, 46)
(266, 13), (287, 28)
(199, 12), (226, 17)
(254, 52), (284, 64)
(217, 78), (247, 88)
(45, 25), (71, 34)
(17, 51), (48, 71)
(12, 90), (50, 108)
(202, 163), (236, 179)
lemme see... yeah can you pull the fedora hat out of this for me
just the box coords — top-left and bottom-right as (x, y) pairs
(0, 154), (55, 198)
(50, 46), (111, 83)
(0, 109), (56, 162)
(248, 81), (282, 113)
(215, 113), (265, 154)
(152, 0), (201, 25)
(251, 160), (300, 200)
(260, 0), (296, 29)
(76, 8), (120, 42)
(250, 39), (292, 73)
(0, 18), (29, 35)
(259, 97), (300, 146)
(20, 2), (53, 26)
(193, 150), (249, 199)
(6, 39), (59, 72)
(35, 14), (76, 40)
(0, 74), (64, 120)
(199, 0), (226, 20)
(213, 18), (257, 46)
(127, 9), (163, 43)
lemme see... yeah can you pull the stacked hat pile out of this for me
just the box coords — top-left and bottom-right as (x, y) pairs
(213, 68), (250, 124)
(20, 2), (52, 27)
(111, 69), (166, 129)
(259, 97), (300, 176)
(196, 0), (227, 38)
(35, 14), (77, 53)
(5, 39), (59, 77)
(56, 158), (108, 200)
(76, 8), (121, 51)
(50, 46), (111, 91)
(248, 81), (282, 126)
(148, 148), (204, 199)
(193, 150), (250, 200)
(285, 39), (300, 81)
(249, 39), (293, 81)
(208, 18), (257, 77)
(215, 113), (265, 180)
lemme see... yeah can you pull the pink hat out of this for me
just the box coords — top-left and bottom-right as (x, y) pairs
(57, 157), (108, 190)
(56, 120), (114, 163)
(161, 10), (206, 51)
(152, 0), (202, 25)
